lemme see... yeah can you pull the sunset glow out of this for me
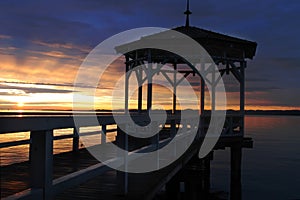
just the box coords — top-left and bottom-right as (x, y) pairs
(17, 101), (24, 108)
(0, 54), (299, 112)
(0, 0), (299, 112)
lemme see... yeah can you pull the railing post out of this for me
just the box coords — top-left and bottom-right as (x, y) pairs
(181, 120), (188, 147)
(200, 115), (204, 137)
(29, 136), (33, 163)
(229, 116), (233, 135)
(171, 119), (177, 157)
(150, 121), (159, 169)
(72, 127), (79, 152)
(30, 130), (53, 200)
(116, 125), (128, 195)
(101, 124), (106, 144)
(171, 119), (176, 138)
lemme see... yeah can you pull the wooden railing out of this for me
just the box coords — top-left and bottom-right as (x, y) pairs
(0, 113), (243, 200)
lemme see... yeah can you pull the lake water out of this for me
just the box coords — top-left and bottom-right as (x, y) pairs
(0, 115), (299, 199)
(0, 125), (117, 166)
(211, 115), (300, 199)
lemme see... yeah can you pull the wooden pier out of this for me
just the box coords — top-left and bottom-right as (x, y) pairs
(0, 113), (252, 200)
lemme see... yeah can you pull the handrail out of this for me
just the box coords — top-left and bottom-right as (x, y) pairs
(0, 113), (243, 200)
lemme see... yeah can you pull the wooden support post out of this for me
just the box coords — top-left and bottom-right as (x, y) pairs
(170, 119), (177, 157)
(171, 119), (176, 138)
(101, 124), (106, 144)
(30, 130), (53, 200)
(200, 61), (205, 135)
(200, 75), (205, 136)
(29, 137), (32, 163)
(211, 66), (216, 111)
(165, 174), (180, 200)
(125, 56), (130, 114)
(116, 126), (128, 195)
(72, 127), (79, 152)
(138, 79), (143, 113)
(147, 49), (152, 111)
(229, 116), (233, 135)
(240, 61), (245, 113)
(173, 63), (177, 114)
(203, 157), (211, 196)
(230, 145), (242, 200)
(182, 155), (211, 200)
(185, 176), (199, 200)
(151, 125), (160, 169)
(200, 77), (205, 115)
(240, 61), (245, 135)
(135, 51), (143, 113)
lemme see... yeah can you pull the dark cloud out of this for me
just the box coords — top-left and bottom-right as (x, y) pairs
(246, 88), (300, 107)
(246, 78), (273, 82)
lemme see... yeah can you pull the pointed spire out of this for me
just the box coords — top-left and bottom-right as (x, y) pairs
(184, 0), (192, 27)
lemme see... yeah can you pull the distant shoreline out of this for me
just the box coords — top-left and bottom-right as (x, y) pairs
(0, 109), (299, 116)
(245, 110), (300, 116)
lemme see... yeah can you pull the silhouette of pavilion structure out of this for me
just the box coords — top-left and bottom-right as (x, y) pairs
(116, 0), (257, 135)
(115, 2), (257, 199)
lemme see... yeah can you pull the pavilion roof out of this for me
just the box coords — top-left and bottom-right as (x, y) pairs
(115, 26), (257, 61)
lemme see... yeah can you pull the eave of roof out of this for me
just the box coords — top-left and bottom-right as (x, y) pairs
(115, 26), (257, 60)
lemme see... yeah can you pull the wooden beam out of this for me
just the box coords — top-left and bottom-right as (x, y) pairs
(213, 70), (225, 88)
(161, 71), (174, 85)
(175, 72), (192, 86)
(229, 62), (242, 82)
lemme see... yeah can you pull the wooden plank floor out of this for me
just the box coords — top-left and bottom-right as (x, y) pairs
(54, 144), (200, 200)
(1, 148), (100, 198)
(55, 170), (122, 200)
(1, 144), (197, 200)
(54, 137), (252, 200)
(1, 137), (250, 199)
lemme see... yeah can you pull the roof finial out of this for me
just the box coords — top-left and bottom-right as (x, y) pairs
(184, 0), (192, 27)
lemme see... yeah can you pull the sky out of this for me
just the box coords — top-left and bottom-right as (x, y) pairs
(0, 0), (299, 111)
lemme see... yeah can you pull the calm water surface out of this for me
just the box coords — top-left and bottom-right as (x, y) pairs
(211, 115), (300, 199)
(1, 115), (299, 199)
(0, 125), (117, 165)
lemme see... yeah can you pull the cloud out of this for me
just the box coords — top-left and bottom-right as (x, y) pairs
(0, 34), (12, 40)
(0, 46), (18, 55)
(0, 84), (73, 94)
(27, 50), (83, 61)
(31, 40), (91, 53)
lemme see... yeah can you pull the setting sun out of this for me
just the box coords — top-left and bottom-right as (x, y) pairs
(17, 102), (24, 107)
